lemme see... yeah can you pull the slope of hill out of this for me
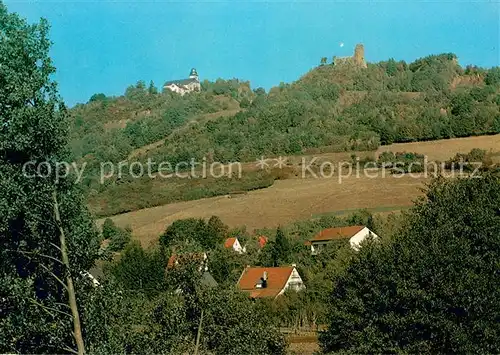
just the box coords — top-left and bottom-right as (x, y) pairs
(69, 55), (500, 217)
(135, 55), (500, 168)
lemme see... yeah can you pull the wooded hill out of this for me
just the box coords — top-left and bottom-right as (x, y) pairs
(69, 54), (500, 215)
(71, 54), (500, 166)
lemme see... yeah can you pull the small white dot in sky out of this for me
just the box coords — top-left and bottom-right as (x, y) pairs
(340, 42), (344, 48)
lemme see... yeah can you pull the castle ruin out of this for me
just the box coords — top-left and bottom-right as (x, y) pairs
(333, 44), (367, 68)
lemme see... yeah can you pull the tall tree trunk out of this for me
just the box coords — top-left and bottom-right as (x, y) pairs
(194, 309), (204, 355)
(53, 191), (85, 355)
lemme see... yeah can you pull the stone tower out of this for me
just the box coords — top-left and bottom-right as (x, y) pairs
(353, 44), (367, 68)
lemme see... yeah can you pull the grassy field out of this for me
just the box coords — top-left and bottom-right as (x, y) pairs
(99, 174), (429, 246)
(97, 134), (500, 246)
(376, 134), (500, 161)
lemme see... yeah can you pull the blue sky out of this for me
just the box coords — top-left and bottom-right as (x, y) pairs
(4, 0), (499, 106)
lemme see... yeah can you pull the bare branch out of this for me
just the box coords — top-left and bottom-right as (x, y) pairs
(28, 298), (73, 318)
(5, 249), (64, 265)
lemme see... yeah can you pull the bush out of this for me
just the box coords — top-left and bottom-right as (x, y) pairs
(444, 148), (493, 171)
(102, 218), (131, 252)
(239, 97), (251, 108)
(377, 151), (425, 174)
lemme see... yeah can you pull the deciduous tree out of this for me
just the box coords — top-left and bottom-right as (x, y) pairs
(0, 3), (99, 353)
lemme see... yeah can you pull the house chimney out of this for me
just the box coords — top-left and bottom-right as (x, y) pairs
(261, 271), (268, 288)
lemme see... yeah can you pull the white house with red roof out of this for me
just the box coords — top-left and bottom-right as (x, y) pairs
(224, 237), (245, 254)
(236, 265), (305, 299)
(309, 225), (378, 254)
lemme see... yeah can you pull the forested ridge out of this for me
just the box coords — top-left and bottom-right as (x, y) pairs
(70, 54), (500, 169)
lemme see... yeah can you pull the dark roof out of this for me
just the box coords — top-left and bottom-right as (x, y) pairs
(88, 266), (105, 281)
(200, 271), (218, 288)
(164, 78), (198, 86)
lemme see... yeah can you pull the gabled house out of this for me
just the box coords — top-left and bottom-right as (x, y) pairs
(224, 237), (245, 254)
(309, 225), (378, 254)
(237, 265), (305, 299)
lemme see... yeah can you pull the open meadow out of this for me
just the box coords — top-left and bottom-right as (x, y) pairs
(98, 134), (500, 246)
(101, 174), (428, 246)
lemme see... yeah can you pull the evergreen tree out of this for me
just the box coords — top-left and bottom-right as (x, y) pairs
(148, 80), (158, 95)
(271, 227), (292, 266)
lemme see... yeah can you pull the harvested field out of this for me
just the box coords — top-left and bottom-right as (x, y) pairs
(100, 174), (429, 246)
(98, 134), (500, 246)
(288, 341), (319, 355)
(376, 134), (500, 161)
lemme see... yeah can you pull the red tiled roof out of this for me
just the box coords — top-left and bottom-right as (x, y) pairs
(258, 236), (268, 249)
(224, 237), (237, 248)
(311, 225), (365, 242)
(237, 266), (294, 299)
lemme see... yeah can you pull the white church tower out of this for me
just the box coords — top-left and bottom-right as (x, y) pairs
(163, 68), (201, 95)
(189, 68), (199, 81)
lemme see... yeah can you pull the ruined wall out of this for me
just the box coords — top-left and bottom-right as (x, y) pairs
(353, 44), (367, 68)
(333, 43), (367, 68)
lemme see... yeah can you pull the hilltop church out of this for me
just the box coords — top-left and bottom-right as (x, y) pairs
(163, 68), (201, 95)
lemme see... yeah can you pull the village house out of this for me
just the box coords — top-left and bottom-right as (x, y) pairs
(224, 237), (246, 254)
(237, 265), (305, 299)
(309, 225), (378, 254)
(167, 252), (218, 288)
(163, 68), (201, 95)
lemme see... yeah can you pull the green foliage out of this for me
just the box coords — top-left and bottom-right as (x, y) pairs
(378, 151), (425, 173)
(102, 218), (131, 252)
(0, 4), (99, 353)
(89, 93), (107, 103)
(89, 170), (274, 217)
(320, 174), (500, 353)
(271, 227), (292, 266)
(199, 289), (287, 355)
(239, 96), (251, 108)
(207, 247), (246, 285)
(485, 67), (500, 86)
(444, 148), (493, 171)
(87, 255), (286, 354)
(159, 216), (227, 251)
(109, 241), (166, 292)
(148, 80), (158, 95)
